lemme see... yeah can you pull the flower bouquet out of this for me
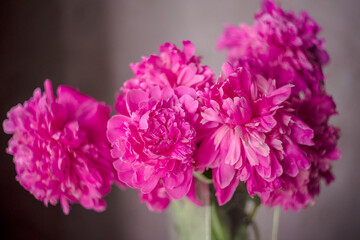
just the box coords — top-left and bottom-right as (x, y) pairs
(3, 1), (340, 239)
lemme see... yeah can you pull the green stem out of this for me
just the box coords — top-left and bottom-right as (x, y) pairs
(272, 207), (280, 240)
(210, 202), (231, 240)
(211, 203), (224, 239)
(193, 171), (213, 184)
(211, 203), (222, 239)
(250, 221), (261, 240)
(248, 202), (260, 223)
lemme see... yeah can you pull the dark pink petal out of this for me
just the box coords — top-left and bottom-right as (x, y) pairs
(195, 134), (219, 169)
(224, 130), (241, 166)
(221, 62), (234, 77)
(106, 115), (131, 143)
(326, 148), (341, 160)
(285, 143), (311, 170)
(186, 178), (208, 206)
(201, 108), (221, 123)
(180, 94), (198, 114)
(213, 169), (240, 205)
(140, 183), (170, 212)
(238, 164), (251, 181)
(126, 89), (148, 114)
(182, 40), (195, 61)
(266, 84), (292, 106)
(164, 169), (193, 200)
(216, 163), (236, 188)
(175, 86), (197, 98)
(291, 117), (314, 146)
(177, 66), (197, 86)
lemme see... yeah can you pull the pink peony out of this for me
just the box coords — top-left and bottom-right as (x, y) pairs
(3, 80), (117, 214)
(217, 0), (340, 210)
(263, 95), (340, 210)
(115, 40), (215, 114)
(108, 86), (201, 210)
(196, 63), (314, 205)
(217, 0), (329, 97)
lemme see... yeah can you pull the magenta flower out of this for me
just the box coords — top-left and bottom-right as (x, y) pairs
(218, 0), (329, 97)
(217, 0), (340, 210)
(3, 80), (117, 214)
(115, 40), (215, 114)
(263, 95), (340, 210)
(196, 63), (314, 205)
(108, 86), (200, 209)
(261, 169), (312, 211)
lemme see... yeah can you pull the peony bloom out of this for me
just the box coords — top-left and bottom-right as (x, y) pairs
(217, 0), (329, 97)
(263, 94), (341, 210)
(115, 40), (215, 114)
(196, 63), (314, 205)
(217, 0), (340, 210)
(3, 80), (117, 214)
(108, 86), (201, 210)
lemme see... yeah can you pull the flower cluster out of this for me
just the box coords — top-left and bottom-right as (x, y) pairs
(108, 86), (200, 211)
(3, 80), (117, 214)
(217, 0), (340, 210)
(196, 63), (315, 206)
(3, 0), (340, 214)
(114, 41), (214, 114)
(218, 0), (329, 97)
(108, 41), (215, 211)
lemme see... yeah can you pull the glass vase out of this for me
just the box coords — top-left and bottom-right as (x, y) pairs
(169, 183), (262, 240)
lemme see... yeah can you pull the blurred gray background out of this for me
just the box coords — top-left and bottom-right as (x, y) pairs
(0, 0), (358, 239)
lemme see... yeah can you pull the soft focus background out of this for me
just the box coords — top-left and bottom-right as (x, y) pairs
(1, 0), (359, 239)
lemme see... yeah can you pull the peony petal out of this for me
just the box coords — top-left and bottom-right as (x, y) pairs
(201, 108), (221, 124)
(164, 169), (192, 200)
(221, 62), (234, 77)
(291, 117), (314, 146)
(186, 178), (208, 206)
(180, 95), (198, 114)
(182, 40), (195, 61)
(213, 169), (240, 206)
(177, 66), (196, 86)
(175, 86), (197, 98)
(266, 84), (292, 106)
(195, 134), (220, 169)
(216, 163), (236, 188)
(126, 89), (148, 114)
(285, 142), (311, 170)
(106, 115), (131, 143)
(238, 164), (251, 181)
(224, 130), (241, 166)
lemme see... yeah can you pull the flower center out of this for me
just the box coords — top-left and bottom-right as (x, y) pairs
(142, 108), (179, 154)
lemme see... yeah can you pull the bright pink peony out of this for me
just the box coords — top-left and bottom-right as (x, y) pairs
(217, 0), (340, 210)
(108, 86), (201, 210)
(217, 0), (329, 97)
(263, 94), (340, 210)
(196, 63), (314, 205)
(115, 40), (215, 114)
(3, 80), (117, 214)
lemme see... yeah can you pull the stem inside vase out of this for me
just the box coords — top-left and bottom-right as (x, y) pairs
(170, 182), (262, 240)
